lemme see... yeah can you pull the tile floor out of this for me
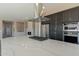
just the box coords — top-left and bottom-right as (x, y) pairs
(1, 36), (79, 56)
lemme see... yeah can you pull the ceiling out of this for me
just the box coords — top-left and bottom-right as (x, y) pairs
(43, 3), (79, 16)
(0, 3), (79, 21)
(0, 3), (35, 21)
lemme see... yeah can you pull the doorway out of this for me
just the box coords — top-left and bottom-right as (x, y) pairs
(3, 21), (13, 38)
(41, 24), (49, 38)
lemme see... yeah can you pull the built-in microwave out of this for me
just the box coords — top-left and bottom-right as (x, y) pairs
(64, 23), (78, 30)
(64, 26), (77, 30)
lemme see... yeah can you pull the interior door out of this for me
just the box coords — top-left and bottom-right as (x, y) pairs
(3, 21), (12, 38)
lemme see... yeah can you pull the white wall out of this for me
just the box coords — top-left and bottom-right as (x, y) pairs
(27, 21), (34, 37)
(13, 32), (25, 37)
(27, 21), (42, 37)
(12, 21), (26, 37)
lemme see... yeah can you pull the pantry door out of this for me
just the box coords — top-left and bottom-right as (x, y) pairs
(3, 21), (13, 38)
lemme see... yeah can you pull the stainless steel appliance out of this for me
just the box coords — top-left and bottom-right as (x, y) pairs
(63, 22), (79, 44)
(64, 23), (78, 31)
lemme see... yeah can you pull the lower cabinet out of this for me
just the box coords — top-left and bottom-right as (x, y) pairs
(49, 23), (63, 41)
(49, 23), (56, 39)
(56, 24), (63, 41)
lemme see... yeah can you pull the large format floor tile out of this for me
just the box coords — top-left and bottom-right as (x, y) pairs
(1, 36), (79, 56)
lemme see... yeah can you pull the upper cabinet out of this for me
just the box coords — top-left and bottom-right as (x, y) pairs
(63, 10), (70, 22)
(63, 7), (79, 23)
(57, 12), (63, 23)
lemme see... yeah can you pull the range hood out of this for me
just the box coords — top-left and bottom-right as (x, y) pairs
(33, 3), (49, 37)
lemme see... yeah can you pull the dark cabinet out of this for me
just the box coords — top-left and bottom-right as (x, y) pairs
(56, 13), (63, 41)
(49, 13), (63, 41)
(56, 22), (63, 41)
(63, 7), (79, 23)
(71, 7), (79, 22)
(48, 6), (79, 42)
(63, 10), (70, 22)
(49, 14), (57, 39)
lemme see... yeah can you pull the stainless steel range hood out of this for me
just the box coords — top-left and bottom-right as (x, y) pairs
(32, 3), (49, 37)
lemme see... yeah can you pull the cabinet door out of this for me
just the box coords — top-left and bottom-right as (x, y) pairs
(56, 13), (63, 41)
(49, 14), (57, 39)
(63, 7), (79, 23)
(70, 7), (79, 22)
(56, 23), (63, 41)
(63, 9), (73, 22)
(49, 23), (56, 39)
